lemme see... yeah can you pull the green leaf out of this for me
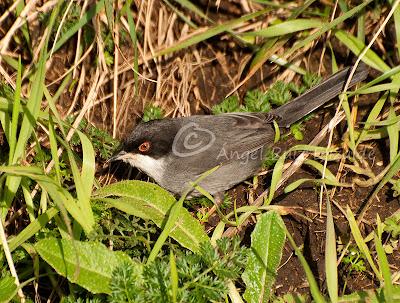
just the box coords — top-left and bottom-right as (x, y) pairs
(52, 1), (105, 54)
(345, 206), (381, 279)
(374, 233), (393, 300)
(246, 19), (323, 38)
(0, 276), (18, 303)
(242, 211), (286, 303)
(285, 229), (326, 303)
(325, 199), (338, 303)
(8, 207), (59, 252)
(154, 8), (269, 57)
(0, 166), (93, 233)
(93, 180), (209, 252)
(283, 1), (372, 59)
(334, 30), (390, 72)
(35, 238), (136, 294)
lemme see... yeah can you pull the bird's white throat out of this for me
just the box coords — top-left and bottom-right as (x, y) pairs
(120, 153), (166, 183)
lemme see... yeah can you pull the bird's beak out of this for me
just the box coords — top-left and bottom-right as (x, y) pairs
(107, 150), (127, 163)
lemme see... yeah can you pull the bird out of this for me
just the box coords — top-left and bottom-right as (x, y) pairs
(110, 63), (369, 197)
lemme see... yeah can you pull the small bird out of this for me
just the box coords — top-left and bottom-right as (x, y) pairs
(111, 63), (368, 197)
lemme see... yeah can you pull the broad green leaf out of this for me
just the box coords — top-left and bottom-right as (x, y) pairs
(35, 238), (137, 294)
(338, 286), (400, 302)
(93, 180), (209, 252)
(242, 211), (286, 303)
(0, 276), (17, 303)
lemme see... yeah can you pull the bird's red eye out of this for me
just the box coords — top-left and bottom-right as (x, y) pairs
(138, 141), (151, 153)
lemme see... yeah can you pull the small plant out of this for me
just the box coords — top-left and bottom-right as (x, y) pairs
(243, 89), (271, 112)
(266, 81), (292, 106)
(108, 237), (248, 303)
(262, 148), (279, 168)
(384, 213), (400, 238)
(68, 118), (119, 160)
(342, 245), (367, 273)
(289, 122), (305, 141)
(142, 105), (164, 122)
(211, 95), (241, 114)
(302, 72), (322, 89)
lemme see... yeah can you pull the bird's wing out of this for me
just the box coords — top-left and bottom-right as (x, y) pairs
(169, 113), (275, 175)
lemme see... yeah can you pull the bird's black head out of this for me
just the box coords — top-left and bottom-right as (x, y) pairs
(121, 118), (181, 159)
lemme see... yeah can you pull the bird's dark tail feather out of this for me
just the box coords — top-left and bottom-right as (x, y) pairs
(273, 63), (369, 128)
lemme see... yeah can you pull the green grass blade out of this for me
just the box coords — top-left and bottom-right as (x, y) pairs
(387, 106), (399, 164)
(325, 198), (338, 303)
(77, 130), (95, 204)
(286, 228), (326, 303)
(172, 0), (210, 21)
(125, 0), (139, 96)
(48, 116), (61, 185)
(104, 0), (114, 34)
(246, 19), (323, 38)
(393, 0), (400, 59)
(8, 207), (59, 252)
(356, 92), (388, 146)
(374, 233), (393, 301)
(9, 57), (22, 163)
(283, 1), (372, 59)
(334, 30), (390, 72)
(52, 1), (105, 55)
(341, 94), (355, 150)
(284, 178), (351, 194)
(170, 250), (178, 303)
(65, 137), (95, 233)
(21, 178), (35, 221)
(154, 8), (270, 57)
(345, 206), (381, 280)
(0, 166), (91, 233)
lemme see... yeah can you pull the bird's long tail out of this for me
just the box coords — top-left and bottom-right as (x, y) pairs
(273, 63), (369, 128)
